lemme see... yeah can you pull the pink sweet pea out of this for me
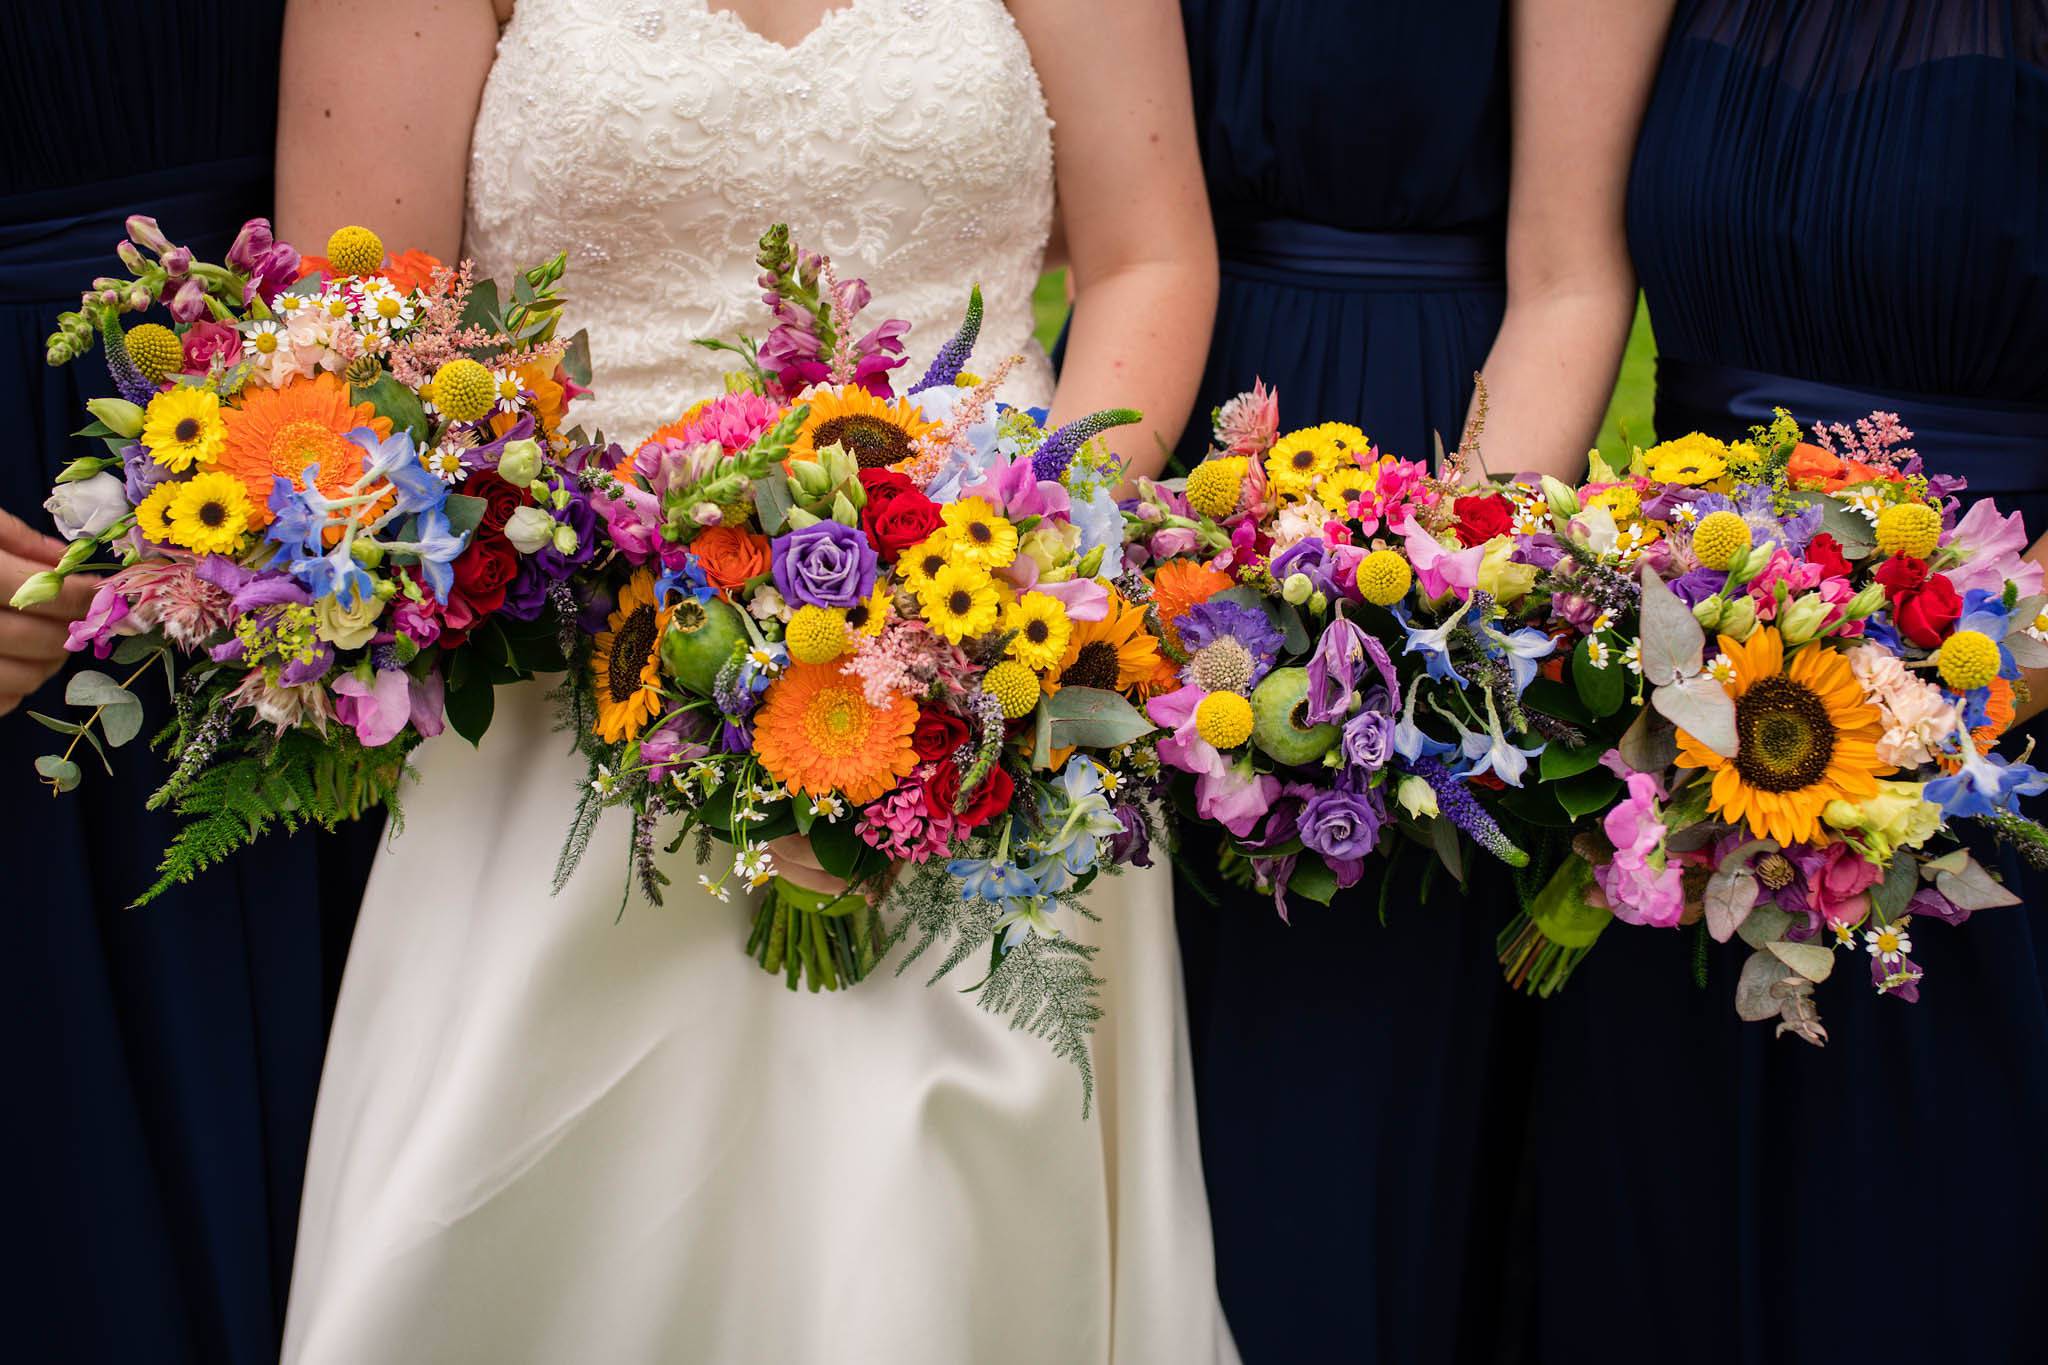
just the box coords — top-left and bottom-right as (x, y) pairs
(65, 581), (131, 658)
(331, 668), (446, 748)
(1395, 512), (1484, 600)
(1592, 772), (1686, 927)
(1148, 686), (1278, 837)
(961, 454), (1070, 521)
(1943, 499), (2045, 597)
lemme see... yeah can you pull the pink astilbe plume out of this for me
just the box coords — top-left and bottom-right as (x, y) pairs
(387, 261), (508, 388)
(900, 353), (1021, 488)
(1811, 410), (1918, 472)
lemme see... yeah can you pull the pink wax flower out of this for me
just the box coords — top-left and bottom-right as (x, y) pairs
(1592, 772), (1686, 927)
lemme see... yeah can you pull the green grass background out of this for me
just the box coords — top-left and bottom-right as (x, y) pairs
(1031, 270), (1660, 466)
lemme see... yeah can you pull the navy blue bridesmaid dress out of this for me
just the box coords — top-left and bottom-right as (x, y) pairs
(1525, 4), (2048, 1362)
(1, 4), (375, 1359)
(1171, 4), (1533, 1361)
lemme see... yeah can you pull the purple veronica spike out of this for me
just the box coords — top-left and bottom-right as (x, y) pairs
(1408, 757), (1528, 868)
(909, 284), (982, 395)
(1032, 407), (1144, 482)
(104, 314), (154, 405)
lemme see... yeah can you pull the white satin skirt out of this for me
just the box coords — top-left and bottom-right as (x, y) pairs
(282, 681), (1237, 1364)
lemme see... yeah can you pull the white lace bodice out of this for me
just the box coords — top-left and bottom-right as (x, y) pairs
(464, 0), (1057, 441)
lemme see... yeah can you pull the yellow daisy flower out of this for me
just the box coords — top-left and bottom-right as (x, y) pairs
(896, 529), (961, 596)
(141, 386), (228, 473)
(938, 496), (1018, 569)
(1644, 433), (1729, 486)
(1004, 591), (1073, 671)
(844, 582), (893, 638)
(1316, 465), (1375, 517)
(1266, 422), (1368, 499)
(164, 471), (254, 554)
(918, 562), (1000, 644)
(134, 482), (180, 544)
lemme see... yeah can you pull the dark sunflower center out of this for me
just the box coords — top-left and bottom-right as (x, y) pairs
(1061, 640), (1122, 690)
(1733, 675), (1836, 792)
(175, 417), (201, 443)
(1025, 619), (1050, 644)
(1291, 448), (1315, 470)
(608, 604), (657, 704)
(845, 603), (870, 630)
(947, 590), (974, 617)
(814, 414), (911, 469)
(968, 521), (993, 543)
(198, 499), (226, 527)
(918, 552), (947, 579)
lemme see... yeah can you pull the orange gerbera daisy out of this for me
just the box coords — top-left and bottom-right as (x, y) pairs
(591, 569), (673, 744)
(296, 248), (443, 295)
(789, 386), (939, 470)
(217, 373), (392, 527)
(1151, 559), (1235, 648)
(754, 662), (919, 803)
(1676, 628), (1892, 846)
(1042, 591), (1178, 699)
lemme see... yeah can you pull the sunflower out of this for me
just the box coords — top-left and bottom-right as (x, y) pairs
(164, 472), (255, 554)
(896, 529), (962, 597)
(1677, 628), (1891, 846)
(1043, 590), (1176, 698)
(134, 482), (181, 544)
(218, 373), (392, 527)
(1151, 559), (1234, 647)
(789, 386), (939, 469)
(1265, 422), (1367, 499)
(844, 582), (894, 638)
(591, 569), (674, 744)
(141, 387), (228, 472)
(1004, 591), (1074, 671)
(918, 562), (1001, 644)
(754, 661), (919, 803)
(939, 496), (1018, 569)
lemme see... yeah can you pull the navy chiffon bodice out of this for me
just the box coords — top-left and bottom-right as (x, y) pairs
(1526, 5), (2048, 1362)
(1, 4), (373, 1360)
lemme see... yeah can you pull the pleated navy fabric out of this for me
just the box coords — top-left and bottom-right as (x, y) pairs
(1525, 5), (2048, 1362)
(1, 4), (375, 1360)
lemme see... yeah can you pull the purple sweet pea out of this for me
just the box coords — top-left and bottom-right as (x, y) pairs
(772, 519), (877, 609)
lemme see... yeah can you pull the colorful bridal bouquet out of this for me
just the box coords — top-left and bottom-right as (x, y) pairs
(555, 226), (1168, 1089)
(17, 217), (593, 901)
(1140, 390), (2048, 1040)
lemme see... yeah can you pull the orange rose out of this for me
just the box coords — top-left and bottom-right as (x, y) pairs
(691, 525), (772, 593)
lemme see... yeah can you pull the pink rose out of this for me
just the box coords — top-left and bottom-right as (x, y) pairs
(180, 320), (243, 374)
(1805, 842), (1883, 927)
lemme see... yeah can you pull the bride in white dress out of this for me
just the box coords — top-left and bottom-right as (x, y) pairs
(273, 1), (1226, 1360)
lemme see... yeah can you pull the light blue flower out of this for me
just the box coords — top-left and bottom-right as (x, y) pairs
(1392, 676), (1458, 765)
(293, 538), (377, 608)
(348, 427), (446, 517)
(1472, 619), (1555, 695)
(1457, 691), (1543, 788)
(949, 851), (1039, 903)
(993, 895), (1061, 950)
(399, 505), (469, 603)
(1393, 599), (1470, 686)
(1069, 485), (1126, 579)
(1926, 735), (2048, 819)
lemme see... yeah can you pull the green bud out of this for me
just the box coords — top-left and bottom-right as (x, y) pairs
(9, 571), (63, 610)
(1281, 571), (1314, 605)
(55, 456), (110, 484)
(786, 507), (822, 531)
(57, 539), (97, 573)
(375, 578), (400, 601)
(792, 457), (833, 499)
(551, 486), (571, 511)
(86, 397), (146, 438)
(1844, 583), (1888, 621)
(1540, 474), (1580, 520)
(496, 437), (543, 486)
(389, 631), (419, 663)
(1718, 595), (1758, 640)
(1778, 592), (1833, 646)
(350, 539), (386, 568)
(552, 524), (580, 556)
(1692, 596), (1725, 630)
(1308, 590), (1329, 615)
(1074, 544), (1106, 579)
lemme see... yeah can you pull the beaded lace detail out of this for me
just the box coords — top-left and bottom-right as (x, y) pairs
(465, 0), (1057, 442)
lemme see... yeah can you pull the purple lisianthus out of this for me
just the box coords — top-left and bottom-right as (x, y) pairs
(120, 441), (174, 505)
(772, 519), (877, 609)
(1340, 707), (1396, 777)
(1296, 787), (1386, 887)
(502, 559), (552, 621)
(1178, 599), (1283, 686)
(1107, 803), (1153, 868)
(1269, 538), (1337, 595)
(1667, 566), (1729, 607)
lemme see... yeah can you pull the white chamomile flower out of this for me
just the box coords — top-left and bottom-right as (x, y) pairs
(358, 282), (415, 331)
(734, 845), (776, 888)
(1706, 653), (1737, 685)
(275, 291), (307, 315)
(1097, 764), (1124, 797)
(491, 367), (524, 413)
(422, 442), (470, 485)
(746, 645), (784, 677)
(316, 286), (353, 321)
(1621, 640), (1643, 675)
(1864, 920), (1912, 964)
(809, 795), (847, 821)
(1845, 489), (1885, 524)
(2027, 609), (2048, 644)
(1673, 503), (1700, 526)
(697, 873), (731, 904)
(242, 318), (287, 357)
(1832, 920), (1858, 949)
(1591, 610), (1614, 633)
(1585, 637), (1612, 670)
(590, 763), (615, 796)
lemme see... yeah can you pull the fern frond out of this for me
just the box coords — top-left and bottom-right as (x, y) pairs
(977, 934), (1103, 1116)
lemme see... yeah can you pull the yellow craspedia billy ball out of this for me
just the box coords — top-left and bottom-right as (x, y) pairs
(984, 659), (1042, 719)
(1936, 629), (2002, 691)
(325, 225), (385, 277)
(785, 605), (848, 664)
(430, 358), (497, 423)
(1354, 548), (1413, 606)
(1185, 457), (1249, 520)
(125, 322), (183, 383)
(1690, 510), (1753, 570)
(1875, 502), (1943, 559)
(1194, 690), (1256, 749)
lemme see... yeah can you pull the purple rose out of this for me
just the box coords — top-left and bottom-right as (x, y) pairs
(1298, 787), (1385, 864)
(1340, 708), (1396, 775)
(772, 519), (878, 608)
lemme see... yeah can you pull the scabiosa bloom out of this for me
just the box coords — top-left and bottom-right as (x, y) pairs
(1691, 484), (1821, 557)
(1176, 599), (1283, 693)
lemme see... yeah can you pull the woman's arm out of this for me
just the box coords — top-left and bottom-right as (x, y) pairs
(1465, 0), (1676, 482)
(1010, 0), (1217, 485)
(275, 0), (505, 258)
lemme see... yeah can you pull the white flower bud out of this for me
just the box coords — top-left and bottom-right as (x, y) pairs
(504, 504), (557, 555)
(43, 472), (127, 540)
(495, 438), (542, 486)
(1541, 474), (1580, 520)
(1281, 571), (1314, 605)
(551, 523), (580, 556)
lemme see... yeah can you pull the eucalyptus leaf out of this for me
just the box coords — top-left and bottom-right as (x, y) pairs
(35, 755), (81, 792)
(753, 475), (794, 535)
(1651, 675), (1737, 757)
(443, 493), (488, 537)
(1787, 492), (1876, 556)
(1639, 567), (1705, 686)
(27, 711), (83, 737)
(1869, 855), (1920, 920)
(1767, 939), (1835, 983)
(65, 670), (134, 709)
(2006, 633), (2048, 670)
(1735, 950), (1795, 1022)
(460, 278), (503, 333)
(1736, 903), (1794, 948)
(1045, 686), (1152, 751)
(560, 328), (594, 388)
(110, 631), (166, 665)
(1704, 867), (1759, 943)
(100, 695), (144, 748)
(351, 373), (430, 444)
(1618, 706), (1679, 774)
(1031, 697), (1053, 771)
(1288, 858), (1340, 906)
(1933, 854), (2023, 912)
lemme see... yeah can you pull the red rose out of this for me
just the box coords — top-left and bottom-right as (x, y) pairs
(1452, 493), (1514, 547)
(467, 471), (530, 536)
(1873, 555), (1930, 599)
(912, 706), (970, 762)
(438, 541), (518, 646)
(921, 758), (1014, 832)
(1804, 532), (1854, 581)
(858, 467), (943, 561)
(1892, 572), (1962, 648)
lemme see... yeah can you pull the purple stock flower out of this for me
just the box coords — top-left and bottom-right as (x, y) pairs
(772, 520), (877, 608)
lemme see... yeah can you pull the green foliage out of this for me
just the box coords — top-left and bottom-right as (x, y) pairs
(977, 933), (1103, 1117)
(139, 727), (412, 906)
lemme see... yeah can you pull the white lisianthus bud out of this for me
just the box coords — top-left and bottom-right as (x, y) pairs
(551, 523), (579, 556)
(44, 472), (127, 540)
(504, 505), (557, 555)
(1844, 583), (1888, 621)
(1541, 474), (1580, 520)
(10, 571), (63, 609)
(1691, 596), (1725, 631)
(495, 438), (543, 486)
(1778, 592), (1833, 646)
(1396, 773), (1439, 819)
(85, 397), (145, 438)
(1718, 594), (1759, 640)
